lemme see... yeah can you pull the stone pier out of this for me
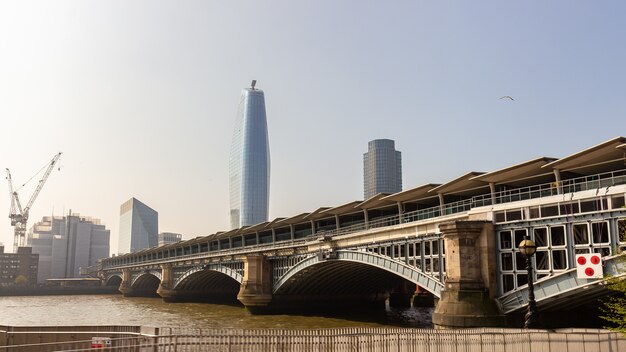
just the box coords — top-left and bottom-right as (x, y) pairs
(237, 254), (273, 313)
(432, 220), (505, 328)
(156, 263), (176, 302)
(118, 268), (133, 297)
(389, 281), (415, 308)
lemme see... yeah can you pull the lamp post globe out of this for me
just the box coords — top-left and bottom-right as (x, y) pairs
(518, 235), (539, 329)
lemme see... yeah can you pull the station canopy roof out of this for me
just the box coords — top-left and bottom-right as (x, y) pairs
(380, 184), (440, 203)
(542, 136), (626, 175)
(355, 193), (394, 210)
(240, 221), (271, 233)
(471, 157), (557, 187)
(320, 201), (363, 215)
(275, 213), (310, 226)
(110, 136), (626, 261)
(303, 207), (332, 220)
(264, 217), (287, 229)
(429, 172), (488, 197)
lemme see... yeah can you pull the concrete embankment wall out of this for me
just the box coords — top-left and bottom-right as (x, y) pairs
(1, 326), (624, 351)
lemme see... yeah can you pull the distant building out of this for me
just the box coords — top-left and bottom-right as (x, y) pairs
(0, 246), (38, 286)
(158, 232), (182, 246)
(27, 214), (110, 282)
(229, 81), (271, 229)
(363, 139), (402, 199)
(118, 197), (158, 254)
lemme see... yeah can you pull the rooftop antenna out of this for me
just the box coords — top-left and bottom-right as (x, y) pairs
(251, 80), (257, 90)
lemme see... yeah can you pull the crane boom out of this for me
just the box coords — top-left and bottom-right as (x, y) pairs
(6, 152), (62, 253)
(6, 169), (16, 216)
(25, 152), (61, 211)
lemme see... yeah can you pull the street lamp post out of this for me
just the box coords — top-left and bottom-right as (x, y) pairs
(519, 235), (539, 329)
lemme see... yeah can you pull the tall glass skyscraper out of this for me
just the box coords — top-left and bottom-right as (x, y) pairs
(117, 197), (158, 254)
(229, 81), (270, 229)
(363, 139), (402, 199)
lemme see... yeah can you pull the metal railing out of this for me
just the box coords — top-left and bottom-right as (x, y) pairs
(2, 326), (624, 352)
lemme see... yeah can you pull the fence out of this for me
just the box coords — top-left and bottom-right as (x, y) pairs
(1, 326), (624, 352)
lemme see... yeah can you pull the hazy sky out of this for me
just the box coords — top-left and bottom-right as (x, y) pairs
(1, 1), (625, 254)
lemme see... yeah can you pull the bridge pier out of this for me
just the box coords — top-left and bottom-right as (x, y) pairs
(389, 281), (415, 308)
(118, 268), (133, 296)
(432, 220), (505, 328)
(157, 263), (177, 302)
(413, 286), (435, 307)
(237, 254), (273, 313)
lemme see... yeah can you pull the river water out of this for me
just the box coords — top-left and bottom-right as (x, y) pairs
(0, 295), (434, 329)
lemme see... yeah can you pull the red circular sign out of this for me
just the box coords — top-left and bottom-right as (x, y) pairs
(590, 255), (600, 265)
(585, 267), (595, 277)
(577, 256), (587, 265)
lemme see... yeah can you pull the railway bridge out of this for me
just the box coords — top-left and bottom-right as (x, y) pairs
(99, 137), (626, 328)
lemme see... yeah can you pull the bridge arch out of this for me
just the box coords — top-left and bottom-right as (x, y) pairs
(105, 274), (123, 286)
(131, 272), (161, 295)
(131, 270), (162, 286)
(273, 250), (443, 297)
(173, 264), (243, 290)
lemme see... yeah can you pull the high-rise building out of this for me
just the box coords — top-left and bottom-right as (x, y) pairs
(0, 246), (38, 287)
(158, 232), (182, 246)
(27, 214), (110, 282)
(118, 198), (158, 254)
(229, 80), (270, 229)
(363, 139), (402, 199)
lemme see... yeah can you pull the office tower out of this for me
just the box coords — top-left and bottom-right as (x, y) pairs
(363, 139), (402, 199)
(27, 214), (110, 282)
(229, 80), (270, 229)
(158, 232), (182, 246)
(0, 246), (38, 286)
(118, 198), (158, 254)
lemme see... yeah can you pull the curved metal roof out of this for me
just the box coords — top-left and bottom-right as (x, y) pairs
(429, 172), (487, 195)
(542, 136), (626, 174)
(380, 184), (440, 203)
(471, 157), (557, 186)
(355, 193), (395, 210)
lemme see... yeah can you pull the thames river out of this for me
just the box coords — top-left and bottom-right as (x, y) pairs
(0, 295), (434, 329)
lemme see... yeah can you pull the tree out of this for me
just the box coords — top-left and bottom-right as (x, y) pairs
(600, 220), (626, 334)
(600, 275), (626, 333)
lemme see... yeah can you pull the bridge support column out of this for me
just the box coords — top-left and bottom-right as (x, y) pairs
(157, 263), (176, 302)
(237, 254), (272, 313)
(432, 220), (505, 328)
(389, 281), (414, 308)
(413, 286), (435, 307)
(118, 268), (133, 296)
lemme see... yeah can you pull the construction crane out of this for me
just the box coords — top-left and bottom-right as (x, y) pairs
(6, 152), (62, 253)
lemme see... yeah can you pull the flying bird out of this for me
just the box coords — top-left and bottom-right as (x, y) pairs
(500, 96), (514, 101)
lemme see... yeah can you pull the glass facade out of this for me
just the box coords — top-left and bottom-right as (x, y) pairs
(363, 139), (402, 199)
(117, 198), (158, 254)
(229, 87), (270, 229)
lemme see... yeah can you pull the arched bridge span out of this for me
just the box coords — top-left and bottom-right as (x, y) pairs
(273, 250), (443, 297)
(105, 274), (122, 286)
(173, 264), (243, 291)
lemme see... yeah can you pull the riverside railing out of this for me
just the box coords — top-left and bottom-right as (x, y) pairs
(1, 326), (624, 352)
(102, 168), (626, 270)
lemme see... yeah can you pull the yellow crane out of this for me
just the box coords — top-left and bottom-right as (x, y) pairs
(6, 152), (62, 253)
